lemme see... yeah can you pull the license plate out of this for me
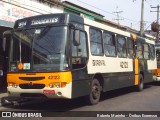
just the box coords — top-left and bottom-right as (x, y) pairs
(43, 90), (55, 94)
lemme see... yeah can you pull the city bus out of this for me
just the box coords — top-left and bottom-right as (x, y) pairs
(3, 13), (157, 105)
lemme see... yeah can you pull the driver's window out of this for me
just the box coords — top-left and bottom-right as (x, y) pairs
(71, 29), (88, 69)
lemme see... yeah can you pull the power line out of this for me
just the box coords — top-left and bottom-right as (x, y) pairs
(76, 0), (139, 23)
(113, 6), (124, 25)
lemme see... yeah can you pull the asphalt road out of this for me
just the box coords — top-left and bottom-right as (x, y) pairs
(0, 82), (160, 119)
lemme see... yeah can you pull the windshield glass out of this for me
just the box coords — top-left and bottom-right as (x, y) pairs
(10, 26), (68, 72)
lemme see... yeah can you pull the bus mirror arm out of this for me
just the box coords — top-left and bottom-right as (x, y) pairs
(2, 37), (6, 52)
(3, 30), (11, 52)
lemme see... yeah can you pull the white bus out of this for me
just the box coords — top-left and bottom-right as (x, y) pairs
(3, 13), (157, 105)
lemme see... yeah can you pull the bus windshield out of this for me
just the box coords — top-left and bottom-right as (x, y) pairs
(10, 26), (68, 72)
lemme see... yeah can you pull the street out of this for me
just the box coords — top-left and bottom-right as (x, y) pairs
(0, 82), (159, 119)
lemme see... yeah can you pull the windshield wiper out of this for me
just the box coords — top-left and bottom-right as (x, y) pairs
(36, 25), (52, 40)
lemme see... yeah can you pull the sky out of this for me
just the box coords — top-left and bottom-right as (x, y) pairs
(62, 0), (160, 31)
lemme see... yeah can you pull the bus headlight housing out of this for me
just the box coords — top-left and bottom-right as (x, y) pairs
(49, 83), (54, 88)
(48, 82), (67, 88)
(55, 83), (60, 88)
(8, 83), (18, 88)
(9, 83), (13, 87)
(14, 84), (17, 88)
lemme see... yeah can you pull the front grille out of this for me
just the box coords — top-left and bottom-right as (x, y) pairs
(19, 77), (45, 81)
(19, 84), (45, 89)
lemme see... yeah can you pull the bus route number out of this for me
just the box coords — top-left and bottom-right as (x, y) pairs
(120, 61), (128, 68)
(48, 75), (60, 80)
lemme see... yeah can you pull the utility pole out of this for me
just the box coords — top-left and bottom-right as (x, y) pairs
(113, 6), (123, 25)
(140, 0), (145, 36)
(133, 0), (145, 36)
(151, 5), (160, 41)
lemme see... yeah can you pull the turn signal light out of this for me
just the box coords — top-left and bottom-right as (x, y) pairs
(61, 82), (66, 88)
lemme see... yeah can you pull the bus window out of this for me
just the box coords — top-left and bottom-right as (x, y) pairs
(103, 32), (116, 56)
(143, 44), (149, 59)
(72, 30), (88, 69)
(136, 42), (143, 59)
(150, 45), (155, 60)
(127, 39), (134, 58)
(117, 36), (127, 58)
(90, 28), (103, 56)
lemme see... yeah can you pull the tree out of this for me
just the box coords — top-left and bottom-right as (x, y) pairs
(151, 22), (160, 32)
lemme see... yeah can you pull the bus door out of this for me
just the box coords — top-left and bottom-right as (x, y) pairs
(0, 35), (4, 87)
(2, 30), (11, 89)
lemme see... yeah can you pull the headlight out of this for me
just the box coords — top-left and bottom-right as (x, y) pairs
(49, 84), (54, 88)
(8, 83), (17, 88)
(9, 83), (12, 87)
(61, 82), (66, 88)
(55, 83), (60, 88)
(14, 84), (17, 88)
(48, 82), (66, 88)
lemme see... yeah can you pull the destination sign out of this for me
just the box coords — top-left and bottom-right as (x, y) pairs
(14, 14), (66, 29)
(31, 18), (59, 25)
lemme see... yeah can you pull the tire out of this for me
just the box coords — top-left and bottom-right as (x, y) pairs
(136, 74), (144, 92)
(86, 78), (101, 105)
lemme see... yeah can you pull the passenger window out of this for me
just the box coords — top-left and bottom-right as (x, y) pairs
(90, 28), (103, 56)
(150, 45), (155, 60)
(143, 44), (149, 59)
(127, 39), (134, 58)
(117, 36), (127, 58)
(136, 42), (143, 59)
(103, 32), (116, 56)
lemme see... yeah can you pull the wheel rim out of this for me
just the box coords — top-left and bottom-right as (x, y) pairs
(91, 84), (100, 100)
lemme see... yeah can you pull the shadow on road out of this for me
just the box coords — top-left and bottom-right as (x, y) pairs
(150, 81), (160, 86)
(100, 84), (152, 102)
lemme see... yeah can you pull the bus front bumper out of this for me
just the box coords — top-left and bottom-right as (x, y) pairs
(7, 82), (72, 99)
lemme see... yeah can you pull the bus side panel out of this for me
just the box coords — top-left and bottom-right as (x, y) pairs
(102, 72), (135, 92)
(146, 59), (157, 82)
(139, 59), (154, 83)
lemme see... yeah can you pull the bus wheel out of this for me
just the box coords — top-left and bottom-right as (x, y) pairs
(86, 78), (101, 105)
(136, 74), (144, 92)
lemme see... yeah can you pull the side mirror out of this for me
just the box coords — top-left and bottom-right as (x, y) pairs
(73, 30), (80, 46)
(2, 37), (6, 52)
(3, 30), (11, 52)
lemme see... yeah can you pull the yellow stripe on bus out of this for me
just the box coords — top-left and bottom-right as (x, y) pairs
(134, 58), (139, 85)
(131, 34), (136, 40)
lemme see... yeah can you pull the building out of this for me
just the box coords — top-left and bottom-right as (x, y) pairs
(0, 0), (63, 39)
